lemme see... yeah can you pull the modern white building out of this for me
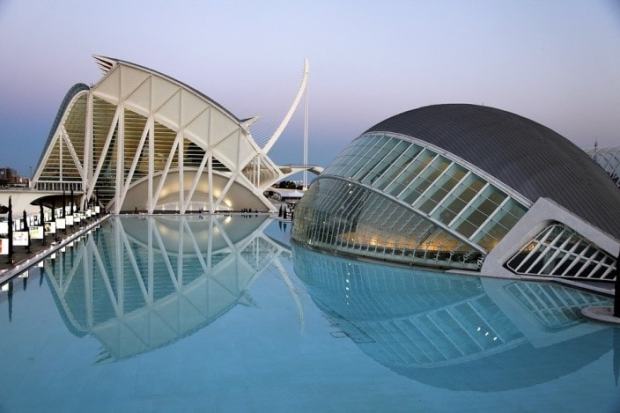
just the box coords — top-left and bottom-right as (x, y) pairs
(30, 56), (315, 214)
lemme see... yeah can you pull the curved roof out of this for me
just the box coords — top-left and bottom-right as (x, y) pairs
(94, 55), (240, 122)
(367, 104), (620, 239)
(35, 83), (90, 176)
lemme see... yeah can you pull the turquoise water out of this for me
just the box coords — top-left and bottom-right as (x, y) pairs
(0, 215), (619, 412)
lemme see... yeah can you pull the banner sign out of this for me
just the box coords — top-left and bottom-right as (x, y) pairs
(45, 222), (56, 234)
(0, 238), (8, 255)
(75, 214), (81, 223)
(13, 231), (29, 247)
(29, 226), (44, 240)
(66, 215), (74, 226)
(56, 218), (66, 230)
(95, 206), (101, 214)
(86, 210), (92, 218)
(0, 222), (8, 235)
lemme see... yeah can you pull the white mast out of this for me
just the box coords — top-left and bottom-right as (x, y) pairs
(262, 59), (309, 155)
(303, 58), (309, 190)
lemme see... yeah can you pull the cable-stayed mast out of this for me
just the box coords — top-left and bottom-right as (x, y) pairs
(303, 60), (309, 190)
(262, 59), (310, 158)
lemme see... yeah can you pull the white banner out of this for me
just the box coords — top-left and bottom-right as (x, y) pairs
(45, 221), (56, 234)
(56, 218), (66, 230)
(75, 214), (81, 223)
(86, 210), (92, 218)
(0, 238), (8, 255)
(0, 222), (8, 235)
(66, 215), (74, 226)
(13, 231), (29, 246)
(29, 226), (44, 240)
(95, 206), (101, 214)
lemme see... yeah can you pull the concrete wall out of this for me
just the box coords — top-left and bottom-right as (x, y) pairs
(0, 190), (62, 215)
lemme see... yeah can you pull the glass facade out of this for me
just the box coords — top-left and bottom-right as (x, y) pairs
(294, 132), (529, 270)
(506, 223), (617, 280)
(293, 177), (483, 269)
(322, 132), (528, 253)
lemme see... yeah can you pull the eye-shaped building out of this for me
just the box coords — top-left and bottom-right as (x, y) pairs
(293, 104), (620, 280)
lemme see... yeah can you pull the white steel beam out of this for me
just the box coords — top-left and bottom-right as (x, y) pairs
(61, 131), (85, 181)
(114, 107), (125, 213)
(118, 119), (150, 210)
(152, 132), (181, 211)
(148, 118), (154, 213)
(183, 151), (209, 213)
(86, 108), (120, 202)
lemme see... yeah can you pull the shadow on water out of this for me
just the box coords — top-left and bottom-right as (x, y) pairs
(293, 244), (619, 393)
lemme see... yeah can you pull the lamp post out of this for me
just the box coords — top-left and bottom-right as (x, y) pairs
(614, 251), (620, 318)
(23, 210), (30, 254)
(7, 197), (13, 265)
(40, 203), (46, 246)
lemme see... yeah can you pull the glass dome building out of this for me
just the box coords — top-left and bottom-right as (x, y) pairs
(293, 104), (620, 279)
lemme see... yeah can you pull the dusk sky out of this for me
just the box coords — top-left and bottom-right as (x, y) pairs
(1, 0), (619, 176)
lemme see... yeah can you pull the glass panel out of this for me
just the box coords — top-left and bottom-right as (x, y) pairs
(452, 186), (507, 238)
(472, 199), (527, 250)
(431, 174), (486, 226)
(352, 137), (396, 181)
(372, 144), (421, 191)
(324, 135), (373, 176)
(361, 140), (409, 185)
(399, 156), (452, 205)
(415, 164), (468, 214)
(292, 177), (483, 270)
(385, 149), (434, 197)
(339, 135), (390, 178)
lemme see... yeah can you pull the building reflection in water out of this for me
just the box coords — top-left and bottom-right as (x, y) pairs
(42, 215), (295, 362)
(293, 245), (613, 391)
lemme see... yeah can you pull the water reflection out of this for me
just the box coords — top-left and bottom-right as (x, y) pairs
(43, 215), (293, 361)
(293, 245), (613, 391)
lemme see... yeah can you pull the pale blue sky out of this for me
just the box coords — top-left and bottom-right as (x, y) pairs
(0, 0), (619, 175)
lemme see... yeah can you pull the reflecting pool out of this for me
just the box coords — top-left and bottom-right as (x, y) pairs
(1, 216), (619, 412)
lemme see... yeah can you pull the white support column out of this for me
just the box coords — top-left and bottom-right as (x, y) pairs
(148, 118), (154, 213)
(214, 174), (235, 211)
(152, 133), (181, 212)
(118, 120), (150, 210)
(183, 151), (209, 213)
(178, 136), (184, 213)
(208, 154), (214, 213)
(61, 131), (85, 182)
(83, 91), (93, 207)
(59, 131), (64, 184)
(86, 108), (120, 202)
(115, 107), (125, 214)
(257, 156), (261, 188)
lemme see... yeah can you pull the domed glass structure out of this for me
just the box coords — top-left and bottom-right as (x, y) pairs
(293, 105), (620, 279)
